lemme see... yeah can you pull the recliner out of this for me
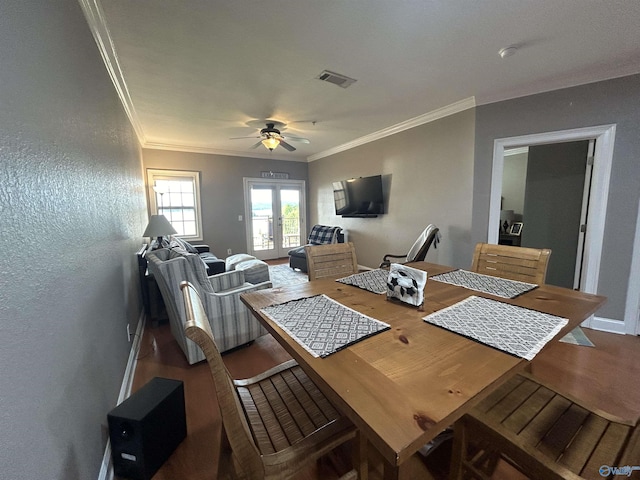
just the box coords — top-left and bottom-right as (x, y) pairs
(288, 224), (345, 273)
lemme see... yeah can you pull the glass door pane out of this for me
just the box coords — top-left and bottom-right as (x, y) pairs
(250, 186), (274, 253)
(280, 188), (301, 253)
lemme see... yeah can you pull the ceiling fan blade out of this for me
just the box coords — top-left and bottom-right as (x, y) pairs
(230, 135), (261, 140)
(278, 140), (296, 152)
(282, 135), (310, 144)
(250, 141), (263, 149)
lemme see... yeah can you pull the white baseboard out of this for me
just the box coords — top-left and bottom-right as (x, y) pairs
(583, 315), (626, 335)
(97, 312), (146, 480)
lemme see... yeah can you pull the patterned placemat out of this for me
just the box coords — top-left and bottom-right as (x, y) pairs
(430, 269), (537, 299)
(423, 295), (568, 360)
(336, 269), (389, 294)
(261, 294), (390, 358)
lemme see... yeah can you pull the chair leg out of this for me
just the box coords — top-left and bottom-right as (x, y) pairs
(450, 417), (502, 480)
(352, 431), (368, 480)
(449, 420), (466, 480)
(217, 424), (236, 480)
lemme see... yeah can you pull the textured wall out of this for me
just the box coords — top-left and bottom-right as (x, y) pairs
(473, 74), (640, 320)
(309, 109), (476, 269)
(142, 149), (309, 257)
(0, 1), (147, 479)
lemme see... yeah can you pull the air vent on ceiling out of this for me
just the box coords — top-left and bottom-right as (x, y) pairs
(316, 70), (357, 88)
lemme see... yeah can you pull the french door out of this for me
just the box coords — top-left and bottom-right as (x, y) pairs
(243, 178), (306, 260)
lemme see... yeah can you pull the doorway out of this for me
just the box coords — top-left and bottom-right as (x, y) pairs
(243, 178), (306, 260)
(502, 140), (592, 289)
(488, 125), (616, 331)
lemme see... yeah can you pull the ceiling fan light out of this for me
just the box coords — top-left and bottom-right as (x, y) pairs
(262, 137), (280, 151)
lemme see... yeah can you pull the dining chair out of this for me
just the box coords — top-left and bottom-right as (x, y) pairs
(305, 242), (358, 281)
(449, 371), (640, 479)
(379, 224), (441, 268)
(471, 243), (552, 284)
(180, 281), (366, 480)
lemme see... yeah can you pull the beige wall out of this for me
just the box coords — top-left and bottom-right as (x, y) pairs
(308, 109), (476, 269)
(142, 149), (309, 258)
(502, 151), (528, 217)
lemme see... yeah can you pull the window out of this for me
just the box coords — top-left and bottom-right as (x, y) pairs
(146, 169), (203, 241)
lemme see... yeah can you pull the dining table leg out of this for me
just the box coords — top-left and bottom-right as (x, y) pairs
(383, 453), (437, 480)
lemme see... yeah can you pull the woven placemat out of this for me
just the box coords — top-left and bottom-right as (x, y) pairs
(336, 269), (389, 294)
(261, 294), (390, 357)
(430, 269), (537, 299)
(423, 295), (567, 360)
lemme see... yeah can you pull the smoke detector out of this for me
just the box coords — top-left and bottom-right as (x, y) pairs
(499, 46), (518, 59)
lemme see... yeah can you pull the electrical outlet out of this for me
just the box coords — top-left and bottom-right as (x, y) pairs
(126, 324), (131, 342)
(238, 215), (243, 221)
(227, 248), (232, 255)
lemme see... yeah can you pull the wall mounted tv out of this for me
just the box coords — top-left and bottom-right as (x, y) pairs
(332, 175), (384, 217)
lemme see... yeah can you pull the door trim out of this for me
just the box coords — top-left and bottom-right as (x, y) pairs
(626, 196), (640, 335)
(488, 125), (616, 328)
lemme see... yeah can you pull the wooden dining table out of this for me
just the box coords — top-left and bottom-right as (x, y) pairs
(240, 261), (606, 480)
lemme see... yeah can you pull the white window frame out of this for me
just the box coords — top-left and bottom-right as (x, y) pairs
(146, 169), (203, 242)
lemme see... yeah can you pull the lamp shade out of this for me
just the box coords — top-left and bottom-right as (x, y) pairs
(143, 215), (177, 237)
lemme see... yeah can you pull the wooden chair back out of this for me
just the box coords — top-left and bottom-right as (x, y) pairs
(471, 243), (552, 284)
(181, 281), (265, 478)
(305, 242), (358, 281)
(450, 372), (640, 479)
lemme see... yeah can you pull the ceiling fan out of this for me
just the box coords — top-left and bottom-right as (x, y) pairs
(230, 121), (310, 152)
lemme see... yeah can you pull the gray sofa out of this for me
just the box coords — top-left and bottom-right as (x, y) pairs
(146, 247), (271, 364)
(166, 236), (226, 275)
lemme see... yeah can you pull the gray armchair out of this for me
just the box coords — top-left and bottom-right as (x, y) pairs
(146, 248), (271, 364)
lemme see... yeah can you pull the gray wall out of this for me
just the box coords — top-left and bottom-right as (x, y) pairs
(523, 141), (589, 288)
(142, 149), (309, 258)
(0, 1), (147, 479)
(309, 109), (476, 269)
(473, 74), (640, 320)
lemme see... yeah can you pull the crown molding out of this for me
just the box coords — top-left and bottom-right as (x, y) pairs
(143, 142), (308, 162)
(78, 0), (146, 144)
(307, 97), (476, 162)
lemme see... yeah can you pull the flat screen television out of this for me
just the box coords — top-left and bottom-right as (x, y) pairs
(332, 175), (384, 216)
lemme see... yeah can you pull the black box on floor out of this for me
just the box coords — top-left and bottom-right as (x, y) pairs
(108, 377), (186, 480)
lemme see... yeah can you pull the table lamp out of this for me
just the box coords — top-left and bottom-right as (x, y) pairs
(143, 215), (177, 249)
(500, 209), (515, 233)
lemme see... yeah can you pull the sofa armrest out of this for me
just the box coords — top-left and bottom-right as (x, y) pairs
(208, 270), (246, 291)
(193, 244), (210, 253)
(208, 280), (272, 297)
(207, 269), (272, 296)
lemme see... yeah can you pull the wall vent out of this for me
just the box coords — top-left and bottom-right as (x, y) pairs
(316, 70), (357, 88)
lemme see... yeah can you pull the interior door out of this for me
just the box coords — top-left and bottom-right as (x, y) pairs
(243, 179), (306, 260)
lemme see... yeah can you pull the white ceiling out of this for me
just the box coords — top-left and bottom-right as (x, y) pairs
(83, 0), (640, 161)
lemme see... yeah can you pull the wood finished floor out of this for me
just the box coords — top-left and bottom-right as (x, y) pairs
(125, 265), (640, 480)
